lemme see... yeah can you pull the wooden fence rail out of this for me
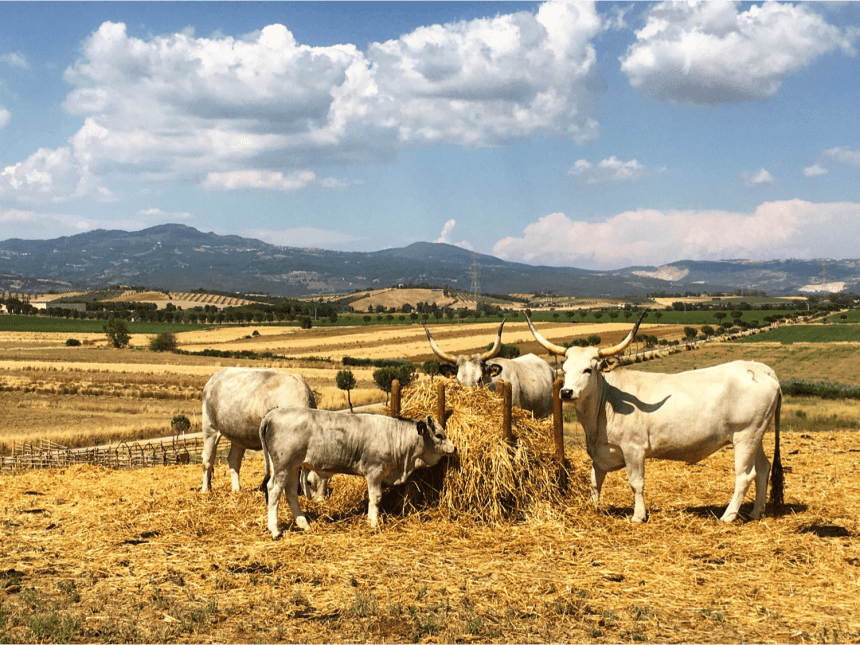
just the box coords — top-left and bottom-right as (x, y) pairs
(1, 435), (206, 472)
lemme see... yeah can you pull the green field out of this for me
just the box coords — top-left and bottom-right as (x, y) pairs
(736, 324), (860, 344)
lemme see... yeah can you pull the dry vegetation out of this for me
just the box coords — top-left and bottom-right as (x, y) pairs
(1, 323), (859, 643)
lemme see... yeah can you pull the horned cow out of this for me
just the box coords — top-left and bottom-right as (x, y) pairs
(424, 319), (556, 417)
(526, 311), (783, 523)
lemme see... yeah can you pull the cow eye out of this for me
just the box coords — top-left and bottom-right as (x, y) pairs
(435, 433), (445, 440)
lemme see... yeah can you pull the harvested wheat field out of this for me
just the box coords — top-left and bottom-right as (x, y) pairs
(2, 382), (860, 644)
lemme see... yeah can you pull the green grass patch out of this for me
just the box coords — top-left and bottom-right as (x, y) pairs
(781, 379), (860, 400)
(736, 325), (860, 344)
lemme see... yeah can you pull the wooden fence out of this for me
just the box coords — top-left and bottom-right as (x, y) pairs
(1, 435), (206, 472)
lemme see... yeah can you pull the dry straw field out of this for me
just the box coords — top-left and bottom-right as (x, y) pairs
(1, 320), (860, 643)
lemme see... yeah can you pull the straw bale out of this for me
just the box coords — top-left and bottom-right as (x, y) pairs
(304, 381), (589, 526)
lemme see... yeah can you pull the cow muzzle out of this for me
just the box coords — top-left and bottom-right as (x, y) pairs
(560, 389), (575, 400)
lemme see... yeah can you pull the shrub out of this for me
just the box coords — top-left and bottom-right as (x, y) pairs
(149, 332), (178, 352)
(65, 338), (81, 347)
(485, 342), (520, 359)
(103, 317), (130, 349)
(300, 317), (312, 329)
(171, 414), (191, 434)
(373, 364), (417, 399)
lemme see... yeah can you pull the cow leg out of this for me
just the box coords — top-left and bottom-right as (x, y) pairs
(365, 472), (384, 529)
(750, 443), (771, 519)
(284, 467), (310, 530)
(590, 463), (607, 505)
(624, 453), (647, 523)
(266, 467), (288, 539)
(200, 432), (220, 493)
(721, 442), (758, 522)
(226, 443), (246, 492)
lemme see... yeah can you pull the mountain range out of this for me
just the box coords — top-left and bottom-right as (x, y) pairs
(1, 224), (858, 297)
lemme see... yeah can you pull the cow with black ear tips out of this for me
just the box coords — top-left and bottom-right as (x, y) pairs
(525, 309), (783, 524)
(259, 409), (455, 538)
(423, 318), (555, 417)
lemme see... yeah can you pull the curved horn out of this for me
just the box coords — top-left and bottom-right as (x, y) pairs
(423, 325), (457, 363)
(598, 309), (649, 358)
(525, 314), (567, 356)
(481, 318), (506, 360)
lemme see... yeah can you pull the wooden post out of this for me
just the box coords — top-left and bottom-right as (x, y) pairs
(552, 378), (565, 463)
(390, 379), (401, 418)
(501, 380), (513, 443)
(436, 381), (446, 428)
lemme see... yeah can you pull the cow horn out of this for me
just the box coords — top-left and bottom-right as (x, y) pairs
(598, 309), (649, 358)
(423, 326), (457, 363)
(525, 314), (567, 356)
(481, 318), (506, 360)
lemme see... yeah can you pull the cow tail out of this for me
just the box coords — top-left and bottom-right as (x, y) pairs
(258, 415), (272, 504)
(769, 388), (784, 512)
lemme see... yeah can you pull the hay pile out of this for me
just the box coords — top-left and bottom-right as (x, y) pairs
(318, 380), (588, 525)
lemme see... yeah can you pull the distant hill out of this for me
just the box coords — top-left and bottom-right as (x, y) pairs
(1, 224), (858, 297)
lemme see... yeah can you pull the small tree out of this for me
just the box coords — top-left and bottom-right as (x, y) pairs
(373, 364), (416, 403)
(336, 369), (357, 412)
(103, 317), (130, 349)
(149, 332), (178, 352)
(171, 414), (191, 434)
(300, 316), (312, 329)
(421, 359), (441, 382)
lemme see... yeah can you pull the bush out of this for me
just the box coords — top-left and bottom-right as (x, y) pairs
(103, 317), (130, 349)
(486, 342), (520, 359)
(171, 414), (191, 434)
(300, 317), (312, 329)
(149, 332), (178, 352)
(373, 364), (417, 397)
(65, 338), (81, 347)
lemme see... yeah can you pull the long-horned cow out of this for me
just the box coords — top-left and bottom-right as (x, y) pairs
(424, 319), (556, 417)
(526, 311), (783, 523)
(259, 408), (456, 537)
(200, 368), (328, 499)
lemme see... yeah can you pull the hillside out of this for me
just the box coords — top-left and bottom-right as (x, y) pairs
(2, 224), (859, 297)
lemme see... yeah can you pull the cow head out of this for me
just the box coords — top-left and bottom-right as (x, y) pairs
(424, 319), (506, 387)
(526, 311), (648, 402)
(416, 414), (457, 466)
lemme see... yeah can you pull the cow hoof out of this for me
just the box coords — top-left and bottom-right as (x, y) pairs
(296, 517), (311, 530)
(631, 515), (646, 524)
(270, 531), (282, 541)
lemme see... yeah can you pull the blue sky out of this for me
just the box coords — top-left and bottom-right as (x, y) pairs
(1, 1), (859, 270)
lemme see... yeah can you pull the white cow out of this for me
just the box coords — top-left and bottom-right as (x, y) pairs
(200, 367), (328, 499)
(526, 311), (784, 523)
(424, 319), (556, 417)
(259, 408), (455, 537)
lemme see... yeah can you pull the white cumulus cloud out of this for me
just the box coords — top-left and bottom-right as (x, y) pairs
(824, 146), (860, 168)
(0, 52), (28, 68)
(435, 219), (474, 251)
(568, 156), (657, 183)
(0, 2), (605, 205)
(492, 200), (860, 270)
(202, 170), (316, 192)
(803, 164), (828, 177)
(620, 1), (857, 104)
(743, 168), (775, 186)
(0, 107), (9, 129)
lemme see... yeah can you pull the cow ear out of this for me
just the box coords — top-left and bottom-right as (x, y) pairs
(416, 420), (427, 436)
(600, 357), (618, 372)
(439, 364), (458, 378)
(487, 364), (503, 378)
